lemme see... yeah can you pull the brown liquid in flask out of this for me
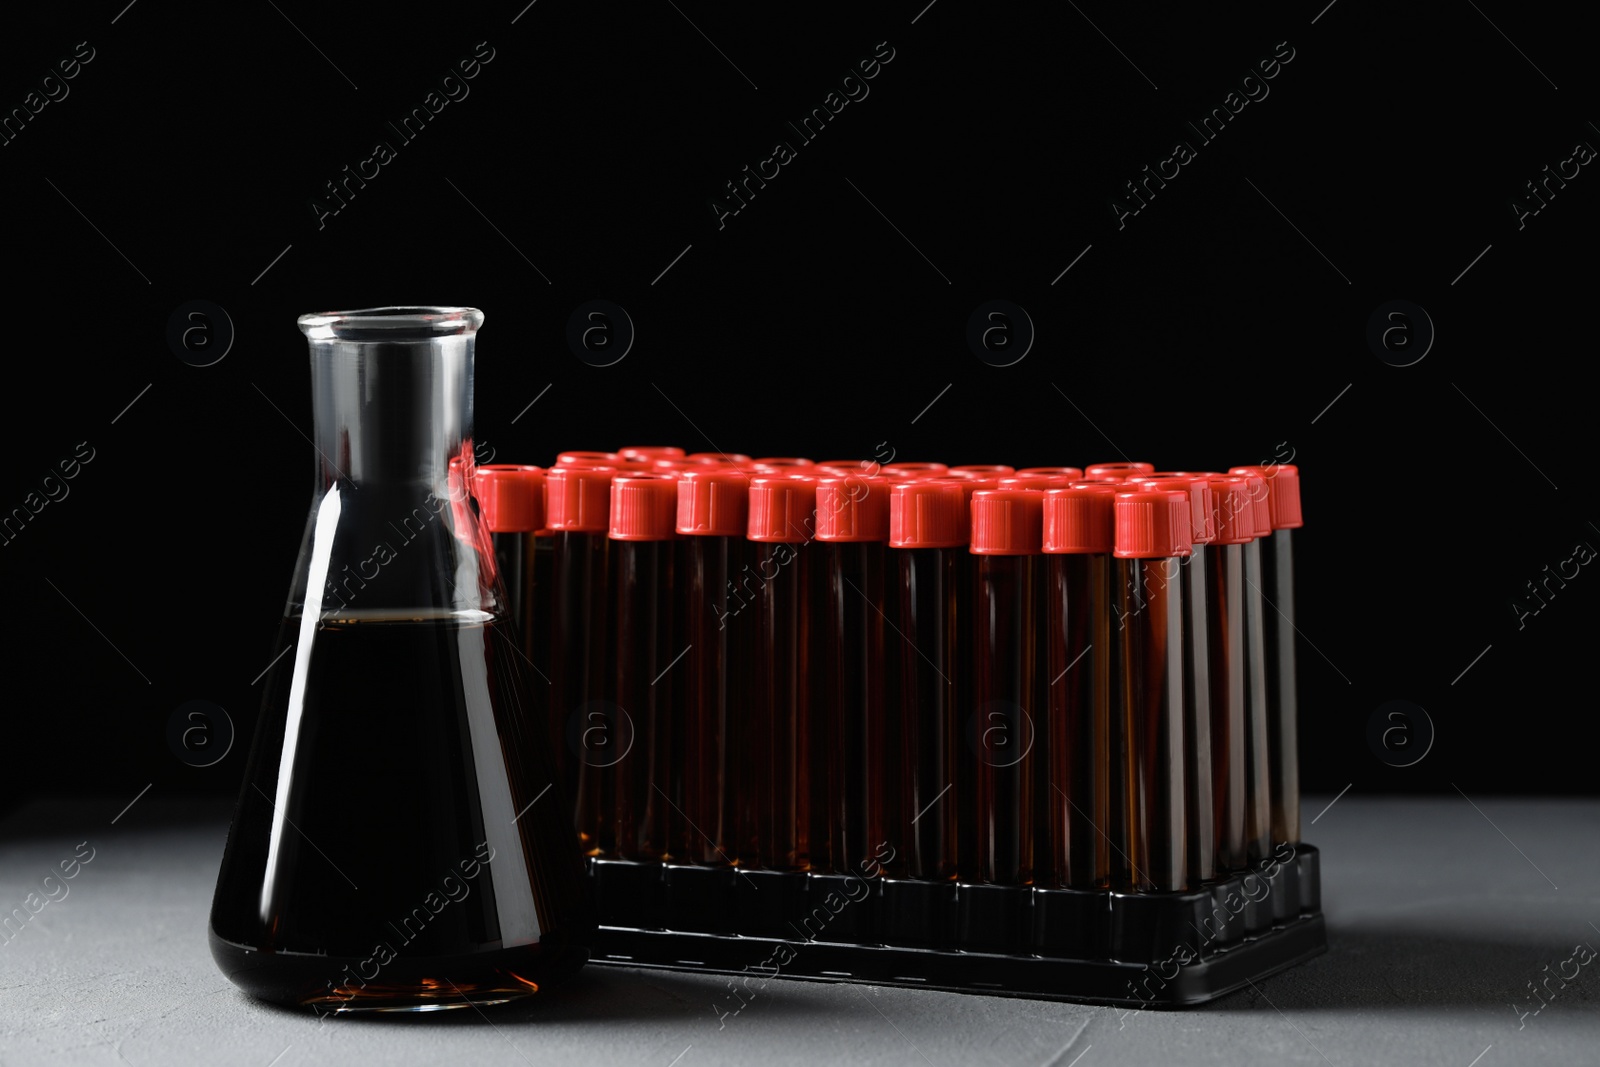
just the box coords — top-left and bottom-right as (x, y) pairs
(209, 307), (591, 1013)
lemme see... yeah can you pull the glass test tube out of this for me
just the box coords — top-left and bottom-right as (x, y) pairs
(888, 480), (968, 881)
(608, 473), (680, 861)
(745, 474), (818, 871)
(969, 489), (1046, 886)
(676, 469), (754, 866)
(1113, 489), (1192, 892)
(813, 473), (894, 875)
(1041, 484), (1118, 889)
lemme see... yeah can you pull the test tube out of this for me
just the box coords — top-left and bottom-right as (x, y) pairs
(609, 473), (681, 861)
(1203, 476), (1255, 870)
(888, 480), (968, 880)
(969, 489), (1045, 885)
(746, 474), (818, 871)
(676, 469), (754, 866)
(1233, 472), (1273, 861)
(813, 472), (894, 875)
(546, 464), (618, 855)
(1230, 464), (1303, 846)
(1041, 484), (1118, 888)
(1130, 474), (1217, 885)
(1113, 489), (1192, 892)
(473, 464), (545, 666)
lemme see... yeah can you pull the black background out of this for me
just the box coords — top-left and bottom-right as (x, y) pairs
(1, 1), (1591, 811)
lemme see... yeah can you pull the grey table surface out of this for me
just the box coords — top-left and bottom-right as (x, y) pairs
(1, 794), (1595, 1066)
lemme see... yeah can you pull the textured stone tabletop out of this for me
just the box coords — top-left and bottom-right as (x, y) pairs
(1, 794), (1594, 1066)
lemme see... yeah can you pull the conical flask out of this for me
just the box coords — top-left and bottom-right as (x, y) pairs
(209, 306), (592, 1012)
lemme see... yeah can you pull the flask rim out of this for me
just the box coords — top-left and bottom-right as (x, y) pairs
(297, 306), (483, 342)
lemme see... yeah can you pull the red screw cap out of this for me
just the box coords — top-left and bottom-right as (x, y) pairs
(752, 457), (814, 468)
(1042, 484), (1119, 554)
(619, 445), (685, 463)
(474, 464), (545, 533)
(1114, 490), (1193, 559)
(1017, 466), (1085, 481)
(676, 468), (752, 536)
(748, 474), (818, 543)
(1230, 472), (1274, 537)
(557, 450), (619, 467)
(815, 474), (891, 542)
(950, 464), (1015, 477)
(882, 462), (948, 477)
(999, 472), (1079, 490)
(687, 451), (753, 465)
(970, 489), (1045, 555)
(1207, 476), (1256, 545)
(1229, 464), (1302, 529)
(610, 473), (680, 541)
(816, 459), (882, 476)
(888, 480), (968, 548)
(1086, 461), (1156, 478)
(546, 465), (618, 532)
(1130, 474), (1216, 545)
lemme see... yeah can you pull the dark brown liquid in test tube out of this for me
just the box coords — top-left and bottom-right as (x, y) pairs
(609, 474), (679, 860)
(676, 469), (752, 866)
(546, 464), (617, 856)
(1113, 490), (1191, 892)
(745, 474), (817, 871)
(814, 474), (894, 875)
(970, 489), (1045, 885)
(1135, 476), (1217, 885)
(1236, 474), (1273, 862)
(888, 480), (967, 881)
(1042, 485), (1117, 888)
(1204, 476), (1254, 870)
(1232, 465), (1303, 846)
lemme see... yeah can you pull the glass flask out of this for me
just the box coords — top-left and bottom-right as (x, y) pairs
(209, 306), (592, 1013)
